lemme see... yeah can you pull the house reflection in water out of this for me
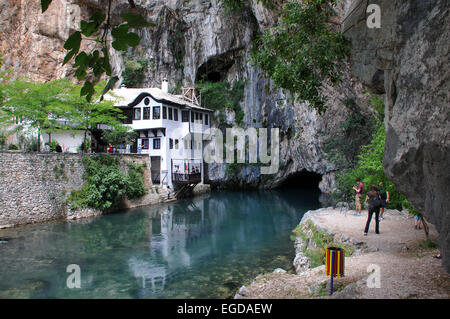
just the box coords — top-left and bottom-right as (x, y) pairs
(127, 195), (211, 294)
(128, 257), (166, 293)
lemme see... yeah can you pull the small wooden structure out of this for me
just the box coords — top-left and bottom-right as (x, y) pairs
(181, 87), (201, 106)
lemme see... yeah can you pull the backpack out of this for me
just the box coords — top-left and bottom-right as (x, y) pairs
(368, 191), (382, 208)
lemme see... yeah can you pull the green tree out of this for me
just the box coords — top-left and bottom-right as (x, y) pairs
(0, 78), (74, 151)
(0, 79), (124, 152)
(251, 0), (350, 113)
(63, 81), (125, 152)
(101, 125), (137, 149)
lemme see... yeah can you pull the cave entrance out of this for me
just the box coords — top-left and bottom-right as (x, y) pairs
(196, 52), (237, 83)
(278, 170), (322, 190)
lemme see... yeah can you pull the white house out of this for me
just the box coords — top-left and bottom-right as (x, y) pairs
(109, 80), (213, 189)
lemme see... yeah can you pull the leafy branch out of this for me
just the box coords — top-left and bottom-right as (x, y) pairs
(251, 0), (350, 113)
(41, 0), (154, 102)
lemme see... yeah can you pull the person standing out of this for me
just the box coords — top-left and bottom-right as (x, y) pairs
(414, 215), (422, 230)
(353, 178), (364, 216)
(377, 181), (390, 220)
(364, 184), (381, 235)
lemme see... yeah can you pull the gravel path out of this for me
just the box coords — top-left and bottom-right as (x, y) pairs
(238, 208), (450, 299)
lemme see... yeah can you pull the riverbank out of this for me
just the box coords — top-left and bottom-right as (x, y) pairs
(236, 207), (450, 299)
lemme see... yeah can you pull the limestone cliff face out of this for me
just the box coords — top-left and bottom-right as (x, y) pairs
(343, 0), (450, 272)
(0, 0), (366, 193)
(0, 0), (84, 81)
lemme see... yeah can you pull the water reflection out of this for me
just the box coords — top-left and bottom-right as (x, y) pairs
(0, 188), (320, 299)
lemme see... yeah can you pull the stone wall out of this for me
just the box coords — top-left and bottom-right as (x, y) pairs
(0, 152), (151, 228)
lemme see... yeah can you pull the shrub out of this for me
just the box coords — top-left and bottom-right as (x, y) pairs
(332, 120), (405, 209)
(46, 140), (58, 152)
(0, 132), (6, 149)
(126, 162), (147, 199)
(69, 155), (147, 211)
(197, 80), (246, 126)
(7, 144), (18, 150)
(122, 59), (148, 88)
(22, 136), (40, 152)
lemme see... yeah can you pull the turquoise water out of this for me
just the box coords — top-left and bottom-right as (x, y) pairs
(0, 188), (320, 299)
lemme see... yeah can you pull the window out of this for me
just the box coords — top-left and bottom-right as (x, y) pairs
(174, 109), (179, 121)
(134, 108), (141, 120)
(205, 114), (209, 125)
(168, 107), (173, 120)
(143, 107), (150, 120)
(199, 113), (203, 122)
(153, 138), (161, 149)
(141, 138), (149, 150)
(191, 111), (194, 122)
(144, 97), (150, 105)
(123, 108), (133, 124)
(175, 139), (179, 149)
(182, 110), (189, 122)
(163, 106), (167, 119)
(195, 112), (199, 121)
(169, 138), (173, 149)
(153, 106), (160, 119)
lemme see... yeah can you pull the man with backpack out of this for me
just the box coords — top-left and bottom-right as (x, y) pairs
(377, 181), (390, 221)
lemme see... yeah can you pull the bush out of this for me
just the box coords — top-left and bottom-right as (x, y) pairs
(197, 80), (246, 126)
(332, 120), (405, 209)
(0, 132), (6, 149)
(122, 59), (148, 88)
(126, 162), (147, 199)
(69, 155), (147, 211)
(7, 144), (18, 150)
(22, 136), (40, 152)
(46, 140), (58, 152)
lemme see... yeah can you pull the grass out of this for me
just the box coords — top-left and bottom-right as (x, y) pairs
(418, 239), (439, 250)
(292, 220), (355, 268)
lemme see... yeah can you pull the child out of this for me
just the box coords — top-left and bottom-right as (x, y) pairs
(414, 215), (422, 230)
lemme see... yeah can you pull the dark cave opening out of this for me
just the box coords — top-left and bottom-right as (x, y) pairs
(196, 52), (237, 83)
(278, 170), (323, 190)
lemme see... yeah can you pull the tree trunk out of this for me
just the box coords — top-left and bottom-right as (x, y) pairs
(422, 215), (430, 239)
(37, 124), (41, 152)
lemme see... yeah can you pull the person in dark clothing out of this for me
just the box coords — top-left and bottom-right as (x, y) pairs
(364, 184), (381, 235)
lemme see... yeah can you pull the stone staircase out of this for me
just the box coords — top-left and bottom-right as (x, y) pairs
(153, 186), (176, 203)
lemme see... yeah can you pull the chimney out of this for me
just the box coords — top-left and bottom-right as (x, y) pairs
(161, 77), (169, 93)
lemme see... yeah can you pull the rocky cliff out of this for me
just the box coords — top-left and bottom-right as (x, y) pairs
(343, 0), (450, 271)
(0, 0), (370, 193)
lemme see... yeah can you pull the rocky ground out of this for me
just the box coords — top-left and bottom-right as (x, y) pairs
(236, 208), (450, 299)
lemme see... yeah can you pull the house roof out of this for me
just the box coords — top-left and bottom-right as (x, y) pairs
(107, 87), (213, 112)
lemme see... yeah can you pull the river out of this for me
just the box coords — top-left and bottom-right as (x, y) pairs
(0, 188), (320, 298)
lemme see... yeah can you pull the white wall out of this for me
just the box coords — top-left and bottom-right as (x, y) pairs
(43, 130), (88, 153)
